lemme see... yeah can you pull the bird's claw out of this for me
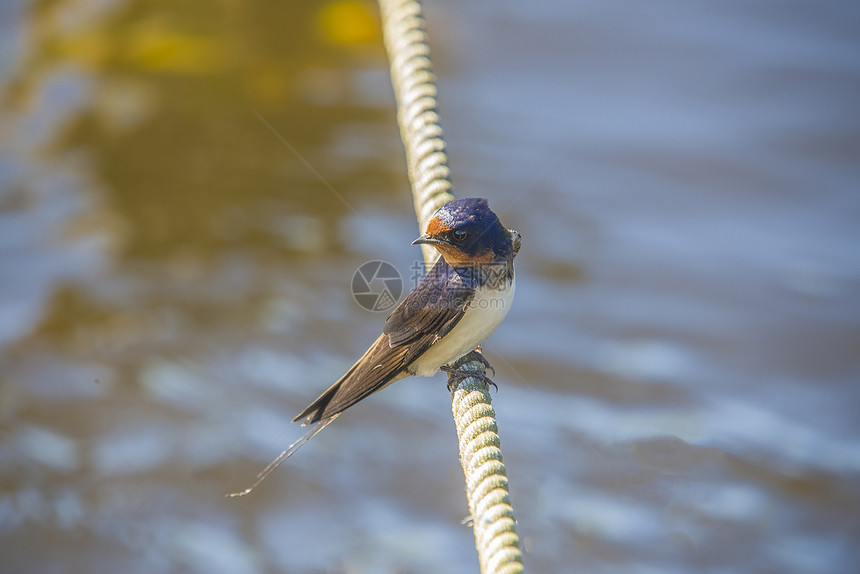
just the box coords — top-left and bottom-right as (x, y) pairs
(442, 366), (498, 392)
(465, 348), (495, 376)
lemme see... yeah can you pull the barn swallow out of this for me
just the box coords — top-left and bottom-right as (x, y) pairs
(229, 198), (520, 496)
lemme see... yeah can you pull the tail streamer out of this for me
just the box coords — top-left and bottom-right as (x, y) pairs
(226, 414), (341, 498)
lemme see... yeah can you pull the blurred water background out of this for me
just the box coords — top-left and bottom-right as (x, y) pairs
(1, 1), (859, 573)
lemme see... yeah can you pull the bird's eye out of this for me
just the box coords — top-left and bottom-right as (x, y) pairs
(451, 229), (468, 243)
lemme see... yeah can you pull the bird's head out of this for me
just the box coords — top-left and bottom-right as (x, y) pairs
(412, 198), (518, 266)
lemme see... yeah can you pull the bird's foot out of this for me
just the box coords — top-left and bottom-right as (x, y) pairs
(441, 365), (498, 392)
(465, 348), (495, 376)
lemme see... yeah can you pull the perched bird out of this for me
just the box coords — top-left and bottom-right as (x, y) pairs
(230, 197), (520, 496)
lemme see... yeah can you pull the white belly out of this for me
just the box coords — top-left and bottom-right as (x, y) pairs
(409, 276), (516, 376)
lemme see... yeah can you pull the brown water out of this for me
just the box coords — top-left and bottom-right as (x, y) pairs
(2, 1), (859, 573)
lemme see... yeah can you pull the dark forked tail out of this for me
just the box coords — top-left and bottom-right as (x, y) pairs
(292, 333), (411, 426)
(292, 380), (343, 425)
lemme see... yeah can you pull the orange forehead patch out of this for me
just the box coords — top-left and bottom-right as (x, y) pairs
(425, 216), (452, 237)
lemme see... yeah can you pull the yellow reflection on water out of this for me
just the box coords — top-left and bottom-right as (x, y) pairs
(8, 0), (392, 261)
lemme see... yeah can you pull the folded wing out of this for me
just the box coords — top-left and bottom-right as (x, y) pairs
(293, 258), (474, 425)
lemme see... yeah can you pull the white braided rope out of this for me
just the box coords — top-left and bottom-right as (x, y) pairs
(378, 1), (524, 572)
(450, 354), (525, 574)
(379, 0), (454, 265)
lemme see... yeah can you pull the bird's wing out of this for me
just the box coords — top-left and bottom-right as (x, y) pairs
(292, 333), (411, 425)
(383, 257), (475, 354)
(293, 258), (474, 425)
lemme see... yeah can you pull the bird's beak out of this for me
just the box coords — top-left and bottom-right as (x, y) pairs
(412, 234), (447, 246)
